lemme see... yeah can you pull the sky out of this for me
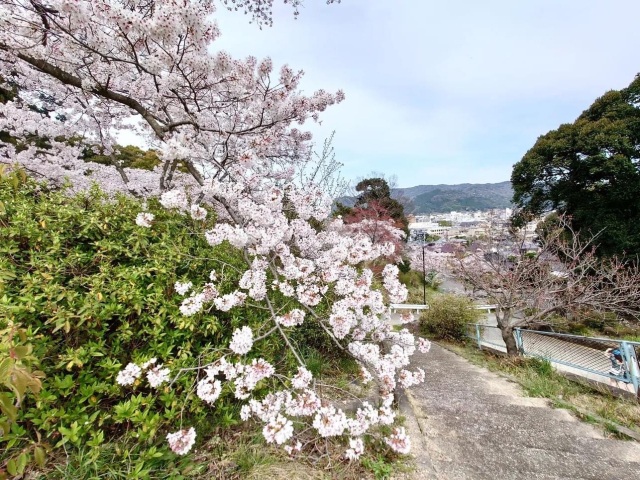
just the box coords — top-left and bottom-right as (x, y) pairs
(210, 1), (640, 187)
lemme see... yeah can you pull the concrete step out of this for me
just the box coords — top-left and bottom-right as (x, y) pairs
(404, 344), (640, 480)
(412, 380), (552, 404)
(412, 392), (551, 410)
(433, 459), (636, 480)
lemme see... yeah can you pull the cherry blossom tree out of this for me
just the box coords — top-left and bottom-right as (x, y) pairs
(453, 218), (640, 355)
(406, 246), (452, 276)
(296, 131), (349, 199)
(1, 0), (431, 460)
(404, 245), (452, 293)
(0, 0), (344, 196)
(138, 179), (429, 457)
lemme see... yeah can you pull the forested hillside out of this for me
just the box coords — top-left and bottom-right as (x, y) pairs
(397, 181), (513, 213)
(338, 181), (513, 213)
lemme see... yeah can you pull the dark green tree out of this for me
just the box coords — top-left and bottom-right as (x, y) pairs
(353, 178), (409, 234)
(332, 201), (355, 219)
(83, 144), (162, 170)
(512, 75), (640, 258)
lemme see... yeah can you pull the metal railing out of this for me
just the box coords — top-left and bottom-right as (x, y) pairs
(390, 303), (497, 313)
(389, 303), (430, 314)
(467, 323), (640, 396)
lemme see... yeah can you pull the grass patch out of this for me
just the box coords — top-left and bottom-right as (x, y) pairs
(443, 342), (640, 438)
(37, 423), (405, 479)
(398, 270), (441, 305)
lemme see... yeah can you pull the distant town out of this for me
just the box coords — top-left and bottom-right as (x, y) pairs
(408, 208), (542, 257)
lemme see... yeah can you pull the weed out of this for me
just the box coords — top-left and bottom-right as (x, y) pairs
(362, 455), (394, 480)
(303, 348), (326, 377)
(529, 358), (554, 377)
(234, 442), (275, 474)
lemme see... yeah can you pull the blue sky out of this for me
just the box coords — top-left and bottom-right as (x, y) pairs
(213, 0), (640, 188)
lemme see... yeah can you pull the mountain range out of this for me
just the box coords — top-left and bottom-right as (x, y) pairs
(393, 181), (513, 214)
(337, 181), (514, 214)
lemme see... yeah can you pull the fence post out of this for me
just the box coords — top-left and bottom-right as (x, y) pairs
(475, 324), (482, 350)
(621, 341), (639, 398)
(514, 328), (524, 355)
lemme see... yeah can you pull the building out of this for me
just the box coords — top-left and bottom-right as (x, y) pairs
(408, 221), (451, 241)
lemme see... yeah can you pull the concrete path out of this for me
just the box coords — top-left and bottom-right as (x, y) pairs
(397, 344), (640, 480)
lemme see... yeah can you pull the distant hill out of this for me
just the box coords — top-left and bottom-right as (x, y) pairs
(394, 181), (513, 214)
(336, 181), (514, 214)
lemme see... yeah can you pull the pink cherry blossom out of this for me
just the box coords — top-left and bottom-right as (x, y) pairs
(345, 437), (364, 460)
(166, 428), (196, 455)
(385, 427), (411, 454)
(229, 326), (254, 355)
(147, 365), (171, 388)
(116, 363), (142, 386)
(291, 366), (313, 389)
(174, 281), (193, 296)
(135, 212), (155, 228)
(262, 414), (294, 445)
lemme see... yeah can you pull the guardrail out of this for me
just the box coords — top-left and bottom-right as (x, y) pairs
(466, 324), (640, 396)
(389, 304), (429, 314)
(475, 304), (498, 312)
(390, 303), (497, 314)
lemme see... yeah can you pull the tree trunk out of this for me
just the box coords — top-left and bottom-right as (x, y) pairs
(500, 325), (519, 356)
(496, 308), (519, 356)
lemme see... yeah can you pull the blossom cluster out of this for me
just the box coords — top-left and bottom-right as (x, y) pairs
(116, 358), (170, 389)
(135, 212), (155, 228)
(126, 167), (432, 454)
(406, 245), (453, 276)
(166, 428), (197, 456)
(117, 167), (434, 457)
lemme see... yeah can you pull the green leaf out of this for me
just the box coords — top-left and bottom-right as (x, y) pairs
(8, 368), (33, 403)
(34, 446), (46, 467)
(16, 453), (27, 473)
(0, 393), (17, 421)
(0, 421), (11, 437)
(0, 358), (12, 382)
(13, 345), (31, 360)
(6, 459), (16, 476)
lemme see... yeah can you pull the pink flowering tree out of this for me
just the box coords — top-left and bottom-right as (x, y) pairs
(130, 177), (430, 458)
(343, 200), (407, 264)
(452, 219), (640, 355)
(0, 0), (343, 196)
(406, 246), (452, 276)
(1, 0), (431, 460)
(405, 245), (452, 290)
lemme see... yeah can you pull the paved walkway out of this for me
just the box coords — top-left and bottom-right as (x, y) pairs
(397, 344), (640, 480)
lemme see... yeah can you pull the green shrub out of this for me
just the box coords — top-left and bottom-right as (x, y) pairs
(528, 358), (554, 377)
(397, 270), (427, 304)
(424, 270), (442, 290)
(419, 294), (480, 341)
(0, 171), (292, 475)
(580, 311), (618, 331)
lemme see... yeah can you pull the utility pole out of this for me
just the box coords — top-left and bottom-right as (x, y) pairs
(422, 244), (427, 306)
